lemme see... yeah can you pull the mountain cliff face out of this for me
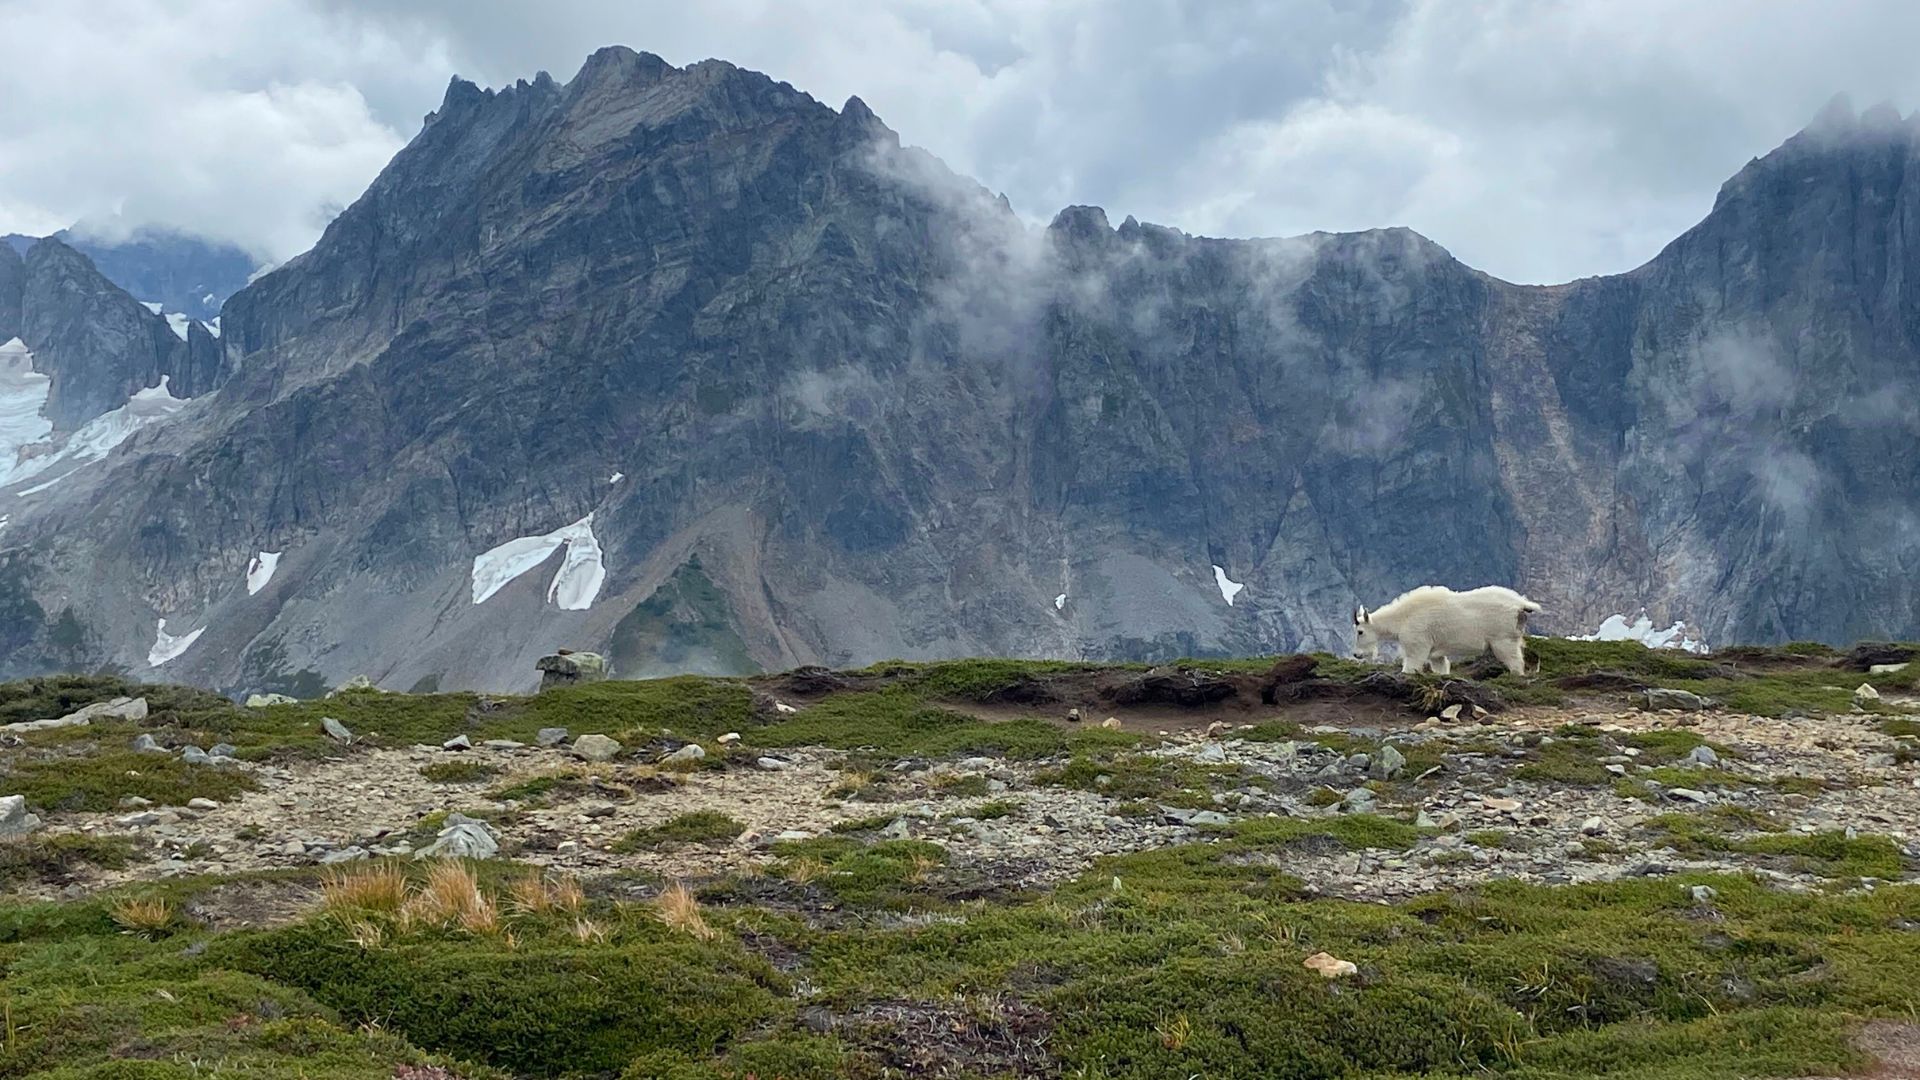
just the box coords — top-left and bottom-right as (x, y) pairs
(5, 228), (255, 323)
(1, 53), (1915, 692)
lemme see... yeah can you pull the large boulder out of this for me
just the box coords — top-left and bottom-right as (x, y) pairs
(2, 695), (148, 733)
(537, 651), (608, 690)
(0, 794), (43, 836)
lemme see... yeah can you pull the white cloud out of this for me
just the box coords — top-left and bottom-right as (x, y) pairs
(3, 0), (1918, 280)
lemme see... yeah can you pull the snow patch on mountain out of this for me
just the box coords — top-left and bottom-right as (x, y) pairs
(148, 618), (205, 667)
(0, 338), (53, 487)
(1212, 565), (1245, 606)
(1571, 613), (1707, 653)
(246, 551), (281, 595)
(471, 513), (607, 610)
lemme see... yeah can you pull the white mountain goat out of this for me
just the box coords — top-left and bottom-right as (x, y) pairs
(1352, 585), (1541, 676)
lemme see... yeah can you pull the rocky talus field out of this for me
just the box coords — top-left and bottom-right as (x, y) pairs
(1, 639), (1918, 1078)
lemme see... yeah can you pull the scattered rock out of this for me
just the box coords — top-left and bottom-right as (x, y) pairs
(773, 701), (800, 714)
(536, 651), (608, 690)
(1187, 810), (1231, 827)
(1303, 951), (1358, 978)
(1371, 744), (1407, 780)
(1667, 788), (1714, 804)
(442, 735), (472, 751)
(1854, 683), (1882, 706)
(118, 796), (153, 809)
(572, 734), (621, 762)
(1580, 817), (1607, 837)
(1100, 717), (1122, 730)
(327, 676), (379, 696)
(0, 794), (42, 836)
(188, 797), (221, 811)
(415, 813), (499, 860)
(1868, 662), (1909, 675)
(1643, 688), (1708, 712)
(1341, 788), (1378, 813)
(1066, 708), (1082, 723)
(245, 693), (297, 707)
(180, 746), (211, 765)
(756, 756), (791, 771)
(1690, 884), (1719, 904)
(1687, 745), (1720, 767)
(1482, 797), (1522, 813)
(482, 739), (525, 751)
(663, 743), (707, 764)
(1440, 704), (1463, 721)
(318, 846), (370, 864)
(536, 727), (570, 747)
(209, 743), (237, 759)
(1194, 741), (1228, 764)
(320, 717), (353, 743)
(131, 733), (165, 753)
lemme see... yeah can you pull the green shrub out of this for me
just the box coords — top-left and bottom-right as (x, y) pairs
(7, 751), (258, 812)
(614, 811), (747, 852)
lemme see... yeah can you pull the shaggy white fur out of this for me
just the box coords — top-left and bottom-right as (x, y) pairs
(1353, 584), (1541, 675)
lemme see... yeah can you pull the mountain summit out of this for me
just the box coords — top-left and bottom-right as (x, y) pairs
(2, 48), (1917, 692)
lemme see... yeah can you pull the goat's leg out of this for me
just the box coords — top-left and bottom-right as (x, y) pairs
(1400, 643), (1431, 675)
(1493, 638), (1527, 676)
(1428, 654), (1452, 676)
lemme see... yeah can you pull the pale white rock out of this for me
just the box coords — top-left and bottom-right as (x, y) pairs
(1854, 683), (1882, 705)
(773, 701), (799, 714)
(572, 733), (621, 762)
(1303, 951), (1358, 978)
(245, 693), (296, 707)
(1054, 593), (1067, 611)
(0, 794), (42, 836)
(246, 551), (281, 595)
(4, 695), (146, 732)
(1868, 662), (1908, 675)
(188, 798), (220, 811)
(717, 732), (741, 744)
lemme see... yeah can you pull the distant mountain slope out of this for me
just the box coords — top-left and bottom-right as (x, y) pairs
(4, 227), (255, 322)
(0, 50), (1915, 692)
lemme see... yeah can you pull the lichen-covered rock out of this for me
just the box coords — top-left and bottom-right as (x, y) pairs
(0, 794), (42, 836)
(537, 652), (608, 690)
(245, 693), (297, 707)
(415, 813), (499, 860)
(572, 733), (621, 762)
(321, 717), (353, 743)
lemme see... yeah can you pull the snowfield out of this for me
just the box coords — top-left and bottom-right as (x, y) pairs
(1212, 565), (1245, 606)
(147, 618), (206, 667)
(1572, 613), (1707, 653)
(470, 513), (607, 611)
(246, 551), (281, 595)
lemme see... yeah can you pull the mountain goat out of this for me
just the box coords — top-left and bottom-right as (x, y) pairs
(1352, 585), (1541, 676)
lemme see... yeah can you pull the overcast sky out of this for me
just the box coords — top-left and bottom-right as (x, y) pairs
(3, 0), (1917, 283)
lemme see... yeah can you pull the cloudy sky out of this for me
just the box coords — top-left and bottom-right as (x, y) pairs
(2, 0), (1916, 283)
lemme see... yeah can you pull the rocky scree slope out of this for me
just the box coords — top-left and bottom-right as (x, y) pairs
(0, 51), (1917, 692)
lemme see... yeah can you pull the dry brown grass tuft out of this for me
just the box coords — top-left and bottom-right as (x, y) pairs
(908, 852), (940, 884)
(322, 864), (408, 913)
(342, 916), (386, 949)
(572, 916), (609, 944)
(782, 857), (828, 885)
(652, 880), (716, 941)
(546, 873), (585, 913)
(403, 860), (498, 933)
(507, 873), (553, 915)
(109, 896), (176, 938)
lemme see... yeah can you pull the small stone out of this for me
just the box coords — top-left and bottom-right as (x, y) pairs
(209, 743), (237, 758)
(280, 840), (308, 856)
(1440, 704), (1463, 721)
(773, 701), (799, 714)
(131, 733), (165, 754)
(415, 817), (499, 860)
(1371, 744), (1407, 780)
(244, 693), (297, 707)
(536, 727), (571, 747)
(572, 734), (622, 762)
(1606, 763), (1628, 776)
(1194, 742), (1228, 764)
(482, 739), (525, 750)
(1686, 745), (1719, 767)
(1066, 708), (1081, 723)
(442, 735), (472, 751)
(662, 743), (707, 764)
(0, 794), (42, 836)
(1580, 816), (1607, 836)
(1690, 884), (1718, 904)
(117, 811), (162, 827)
(1482, 797), (1522, 813)
(755, 756), (790, 771)
(179, 746), (211, 765)
(1187, 810), (1231, 827)
(187, 797), (220, 811)
(1868, 662), (1908, 675)
(1204, 720), (1227, 738)
(1341, 788), (1377, 813)
(320, 717), (353, 743)
(1100, 717), (1122, 730)
(717, 732), (742, 745)
(318, 846), (370, 865)
(1667, 787), (1713, 804)
(118, 796), (154, 809)
(1415, 811), (1437, 828)
(1346, 752), (1372, 772)
(1854, 683), (1881, 705)
(1304, 951), (1358, 978)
